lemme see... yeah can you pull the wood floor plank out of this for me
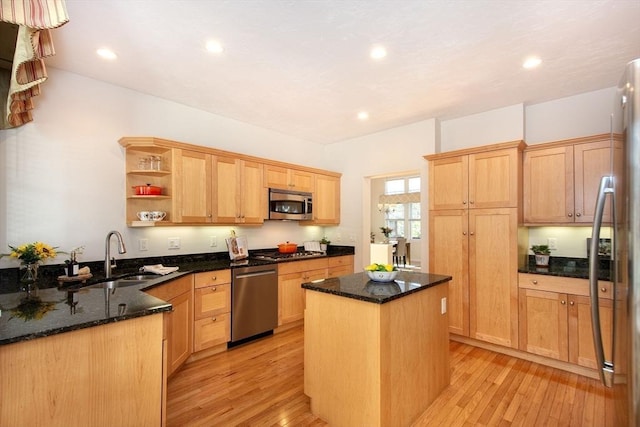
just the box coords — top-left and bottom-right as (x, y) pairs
(166, 326), (610, 426)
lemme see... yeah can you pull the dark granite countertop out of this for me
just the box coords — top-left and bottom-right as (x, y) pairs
(302, 271), (451, 304)
(518, 256), (611, 281)
(0, 246), (355, 345)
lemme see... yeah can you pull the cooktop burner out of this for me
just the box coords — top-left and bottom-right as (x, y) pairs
(252, 251), (325, 261)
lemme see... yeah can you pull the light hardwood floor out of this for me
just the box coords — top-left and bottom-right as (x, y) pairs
(167, 325), (612, 426)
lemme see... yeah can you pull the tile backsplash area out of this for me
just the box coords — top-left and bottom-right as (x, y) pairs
(527, 226), (612, 258)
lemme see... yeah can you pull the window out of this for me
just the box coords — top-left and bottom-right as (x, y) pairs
(381, 176), (421, 239)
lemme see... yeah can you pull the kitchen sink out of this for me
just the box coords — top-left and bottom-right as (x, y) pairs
(119, 274), (161, 282)
(88, 274), (162, 290)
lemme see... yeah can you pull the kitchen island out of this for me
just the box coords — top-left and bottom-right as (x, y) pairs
(302, 271), (451, 427)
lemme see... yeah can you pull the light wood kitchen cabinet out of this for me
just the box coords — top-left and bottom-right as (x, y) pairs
(523, 135), (612, 224)
(173, 149), (212, 223)
(518, 273), (613, 369)
(120, 138), (174, 226)
(427, 141), (524, 211)
(305, 173), (341, 225)
(278, 258), (328, 325)
(426, 142), (523, 348)
(264, 164), (314, 192)
(327, 255), (354, 278)
(193, 270), (232, 351)
(213, 155), (264, 224)
(145, 275), (193, 376)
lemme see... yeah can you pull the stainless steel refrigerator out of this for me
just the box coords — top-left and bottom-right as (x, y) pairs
(590, 57), (640, 426)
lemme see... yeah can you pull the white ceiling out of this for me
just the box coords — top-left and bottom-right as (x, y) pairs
(47, 0), (640, 144)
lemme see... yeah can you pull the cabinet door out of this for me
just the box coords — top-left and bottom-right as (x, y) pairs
(311, 174), (340, 224)
(290, 169), (314, 192)
(469, 208), (518, 348)
(523, 145), (574, 223)
(518, 288), (569, 361)
(264, 165), (314, 192)
(239, 160), (264, 224)
(166, 290), (193, 376)
(213, 156), (239, 223)
(279, 268), (326, 325)
(429, 209), (468, 336)
(573, 140), (612, 223)
(469, 148), (519, 208)
(174, 150), (212, 223)
(429, 156), (468, 210)
(568, 294), (613, 369)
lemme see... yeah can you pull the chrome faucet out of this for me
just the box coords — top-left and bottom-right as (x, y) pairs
(104, 230), (127, 279)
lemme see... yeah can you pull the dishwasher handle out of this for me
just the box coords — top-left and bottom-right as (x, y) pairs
(234, 269), (277, 280)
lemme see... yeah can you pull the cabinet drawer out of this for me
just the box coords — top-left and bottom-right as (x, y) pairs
(278, 258), (328, 275)
(194, 284), (231, 319)
(518, 273), (612, 300)
(327, 265), (353, 278)
(328, 255), (354, 268)
(194, 269), (231, 289)
(193, 313), (230, 352)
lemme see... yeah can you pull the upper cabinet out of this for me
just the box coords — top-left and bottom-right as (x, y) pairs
(213, 156), (264, 225)
(427, 142), (524, 211)
(523, 135), (613, 224)
(264, 165), (314, 193)
(120, 137), (340, 227)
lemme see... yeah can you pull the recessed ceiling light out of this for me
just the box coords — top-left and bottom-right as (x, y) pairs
(96, 48), (117, 60)
(370, 45), (387, 60)
(523, 56), (542, 69)
(357, 111), (369, 120)
(206, 40), (224, 54)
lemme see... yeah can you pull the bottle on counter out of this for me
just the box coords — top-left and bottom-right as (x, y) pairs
(66, 251), (79, 277)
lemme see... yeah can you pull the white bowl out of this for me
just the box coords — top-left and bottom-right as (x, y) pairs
(366, 270), (398, 282)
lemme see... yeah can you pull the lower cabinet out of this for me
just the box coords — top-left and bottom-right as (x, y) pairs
(278, 258), (328, 325)
(327, 255), (354, 278)
(518, 273), (613, 369)
(145, 275), (194, 377)
(193, 270), (232, 352)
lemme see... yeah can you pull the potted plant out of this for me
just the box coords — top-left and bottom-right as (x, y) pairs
(530, 244), (552, 267)
(380, 226), (392, 243)
(320, 237), (330, 252)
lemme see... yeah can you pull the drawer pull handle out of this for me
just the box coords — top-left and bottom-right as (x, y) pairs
(211, 276), (217, 281)
(212, 317), (217, 322)
(601, 287), (607, 293)
(532, 280), (538, 285)
(561, 300), (566, 305)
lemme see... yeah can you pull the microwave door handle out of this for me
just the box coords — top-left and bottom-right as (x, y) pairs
(589, 175), (614, 387)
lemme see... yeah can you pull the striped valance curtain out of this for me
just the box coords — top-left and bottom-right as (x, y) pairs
(0, 0), (68, 129)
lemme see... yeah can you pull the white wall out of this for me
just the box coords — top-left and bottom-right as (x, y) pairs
(323, 119), (438, 270)
(440, 104), (524, 152)
(0, 69), (330, 267)
(0, 66), (618, 268)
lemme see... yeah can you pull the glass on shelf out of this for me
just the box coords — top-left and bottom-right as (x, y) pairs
(150, 155), (162, 171)
(138, 156), (151, 170)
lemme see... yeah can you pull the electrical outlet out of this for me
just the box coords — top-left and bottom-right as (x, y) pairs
(138, 239), (149, 251)
(336, 233), (342, 242)
(548, 237), (558, 250)
(210, 236), (217, 247)
(168, 237), (180, 249)
(441, 297), (447, 314)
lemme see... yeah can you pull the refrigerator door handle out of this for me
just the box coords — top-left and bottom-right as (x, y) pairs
(589, 175), (614, 387)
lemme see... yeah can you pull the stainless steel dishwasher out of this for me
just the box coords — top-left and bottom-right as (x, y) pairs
(231, 264), (278, 344)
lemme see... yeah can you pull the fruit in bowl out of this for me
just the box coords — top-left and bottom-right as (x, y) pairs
(364, 263), (398, 282)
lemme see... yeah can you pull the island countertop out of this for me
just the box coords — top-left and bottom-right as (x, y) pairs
(301, 270), (452, 304)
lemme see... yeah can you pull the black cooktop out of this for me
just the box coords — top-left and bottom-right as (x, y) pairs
(252, 251), (325, 261)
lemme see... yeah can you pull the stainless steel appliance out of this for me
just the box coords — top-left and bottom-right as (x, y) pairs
(231, 264), (278, 343)
(590, 57), (639, 426)
(268, 188), (313, 220)
(252, 250), (325, 262)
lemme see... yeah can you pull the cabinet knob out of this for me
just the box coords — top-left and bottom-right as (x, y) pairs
(569, 301), (575, 306)
(568, 213), (573, 217)
(463, 231), (467, 235)
(561, 300), (566, 305)
(211, 276), (217, 281)
(211, 286), (217, 291)
(470, 232), (475, 236)
(532, 280), (538, 285)
(469, 200), (474, 204)
(211, 317), (217, 322)
(576, 212), (581, 217)
(463, 200), (467, 205)
(601, 287), (607, 293)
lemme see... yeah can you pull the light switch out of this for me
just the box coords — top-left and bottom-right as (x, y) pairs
(168, 237), (181, 249)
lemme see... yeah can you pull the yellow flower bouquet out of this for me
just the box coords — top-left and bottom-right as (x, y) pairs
(2, 242), (59, 264)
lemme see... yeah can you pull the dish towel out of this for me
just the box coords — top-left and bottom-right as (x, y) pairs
(141, 264), (179, 275)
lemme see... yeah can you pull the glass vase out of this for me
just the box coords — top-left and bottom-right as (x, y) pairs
(20, 262), (39, 298)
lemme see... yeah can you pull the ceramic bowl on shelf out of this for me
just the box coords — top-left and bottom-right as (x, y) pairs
(366, 270), (398, 282)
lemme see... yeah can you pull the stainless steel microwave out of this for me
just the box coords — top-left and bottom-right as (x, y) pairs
(268, 188), (313, 220)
